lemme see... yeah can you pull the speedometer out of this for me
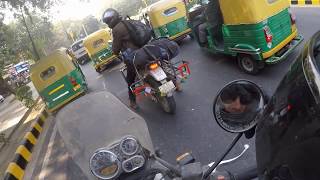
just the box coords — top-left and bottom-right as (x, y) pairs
(89, 150), (121, 180)
(120, 137), (139, 156)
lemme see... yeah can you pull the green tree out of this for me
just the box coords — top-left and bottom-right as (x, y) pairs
(1, 0), (58, 11)
(82, 15), (102, 34)
(100, 0), (160, 17)
(0, 0), (58, 96)
(0, 19), (16, 95)
(50, 22), (72, 50)
(10, 12), (55, 59)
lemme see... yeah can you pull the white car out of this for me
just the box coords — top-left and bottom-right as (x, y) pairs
(71, 40), (90, 65)
(0, 95), (4, 103)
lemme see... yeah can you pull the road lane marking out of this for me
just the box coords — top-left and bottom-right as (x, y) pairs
(96, 74), (103, 79)
(39, 124), (57, 180)
(103, 81), (107, 90)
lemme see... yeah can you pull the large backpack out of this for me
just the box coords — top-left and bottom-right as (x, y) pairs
(122, 19), (152, 48)
(133, 38), (180, 68)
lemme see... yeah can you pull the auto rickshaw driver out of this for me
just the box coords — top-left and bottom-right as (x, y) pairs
(144, 0), (192, 42)
(196, 0), (223, 47)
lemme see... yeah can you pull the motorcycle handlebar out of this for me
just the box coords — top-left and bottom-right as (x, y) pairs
(153, 155), (182, 177)
(232, 166), (258, 180)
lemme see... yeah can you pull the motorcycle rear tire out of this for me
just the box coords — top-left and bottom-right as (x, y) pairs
(158, 95), (176, 114)
(145, 76), (176, 114)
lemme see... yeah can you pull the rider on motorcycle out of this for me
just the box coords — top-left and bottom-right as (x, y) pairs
(102, 8), (141, 109)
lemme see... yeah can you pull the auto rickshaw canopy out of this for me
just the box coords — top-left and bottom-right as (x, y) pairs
(147, 0), (187, 28)
(30, 48), (76, 92)
(219, 0), (290, 25)
(83, 29), (112, 57)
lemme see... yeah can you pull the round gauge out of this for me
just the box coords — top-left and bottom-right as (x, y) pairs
(120, 137), (139, 156)
(89, 150), (121, 180)
(122, 155), (145, 173)
(122, 161), (134, 173)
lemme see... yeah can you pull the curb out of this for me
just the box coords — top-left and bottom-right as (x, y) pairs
(291, 0), (320, 5)
(3, 110), (49, 180)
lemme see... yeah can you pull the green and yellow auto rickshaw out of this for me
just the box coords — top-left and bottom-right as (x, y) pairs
(83, 29), (118, 73)
(143, 0), (192, 41)
(30, 48), (87, 112)
(190, 0), (303, 74)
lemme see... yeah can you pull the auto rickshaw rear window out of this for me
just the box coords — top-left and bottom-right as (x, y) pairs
(40, 66), (56, 80)
(163, 7), (178, 16)
(93, 39), (105, 48)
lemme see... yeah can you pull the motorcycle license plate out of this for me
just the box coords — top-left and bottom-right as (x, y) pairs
(159, 81), (175, 95)
(149, 67), (167, 81)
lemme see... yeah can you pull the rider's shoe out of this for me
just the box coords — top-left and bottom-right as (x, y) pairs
(175, 82), (183, 92)
(129, 101), (139, 110)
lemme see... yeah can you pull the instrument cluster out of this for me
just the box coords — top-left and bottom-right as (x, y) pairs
(89, 136), (146, 180)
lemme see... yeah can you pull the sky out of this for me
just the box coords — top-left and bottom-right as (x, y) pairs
(51, 0), (106, 21)
(2, 0), (110, 24)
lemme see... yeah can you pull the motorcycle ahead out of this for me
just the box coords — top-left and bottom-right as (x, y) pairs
(120, 51), (190, 114)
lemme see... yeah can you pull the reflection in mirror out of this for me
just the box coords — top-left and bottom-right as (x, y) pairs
(213, 80), (265, 133)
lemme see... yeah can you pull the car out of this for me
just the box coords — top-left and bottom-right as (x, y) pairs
(71, 39), (91, 65)
(0, 95), (4, 103)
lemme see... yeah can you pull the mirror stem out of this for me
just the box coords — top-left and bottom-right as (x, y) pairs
(203, 133), (243, 179)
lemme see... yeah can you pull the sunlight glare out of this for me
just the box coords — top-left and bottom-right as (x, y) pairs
(52, 0), (105, 21)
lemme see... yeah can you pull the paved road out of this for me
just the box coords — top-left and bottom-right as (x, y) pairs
(27, 7), (320, 179)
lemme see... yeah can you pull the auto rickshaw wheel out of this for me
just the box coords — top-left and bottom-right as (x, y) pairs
(189, 33), (194, 39)
(176, 39), (184, 45)
(238, 55), (260, 75)
(95, 67), (101, 73)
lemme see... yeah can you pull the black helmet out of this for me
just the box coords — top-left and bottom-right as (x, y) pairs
(102, 8), (121, 28)
(255, 31), (320, 179)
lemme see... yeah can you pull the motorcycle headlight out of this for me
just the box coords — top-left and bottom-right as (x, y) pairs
(89, 150), (121, 180)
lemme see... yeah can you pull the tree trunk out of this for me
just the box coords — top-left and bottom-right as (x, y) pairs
(0, 76), (15, 95)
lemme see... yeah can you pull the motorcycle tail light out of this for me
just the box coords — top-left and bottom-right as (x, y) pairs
(149, 63), (159, 70)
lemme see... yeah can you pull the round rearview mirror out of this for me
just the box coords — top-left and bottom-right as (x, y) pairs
(213, 80), (266, 133)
